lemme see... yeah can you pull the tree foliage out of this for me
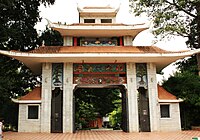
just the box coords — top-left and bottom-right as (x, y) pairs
(0, 0), (55, 127)
(38, 28), (63, 46)
(162, 71), (200, 128)
(74, 88), (121, 128)
(130, 0), (200, 49)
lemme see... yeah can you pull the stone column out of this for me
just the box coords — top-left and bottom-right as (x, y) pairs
(126, 63), (139, 132)
(41, 63), (52, 132)
(63, 63), (74, 133)
(147, 63), (159, 131)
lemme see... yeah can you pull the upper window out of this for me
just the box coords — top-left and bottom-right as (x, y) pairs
(160, 104), (170, 118)
(84, 19), (95, 23)
(28, 105), (39, 119)
(101, 19), (112, 23)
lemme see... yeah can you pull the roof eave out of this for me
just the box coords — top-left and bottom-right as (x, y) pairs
(158, 98), (184, 103)
(50, 22), (149, 37)
(1, 49), (200, 75)
(12, 98), (41, 104)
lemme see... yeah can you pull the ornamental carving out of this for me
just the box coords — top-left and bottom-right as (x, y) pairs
(73, 63), (126, 84)
(52, 63), (63, 88)
(136, 63), (148, 89)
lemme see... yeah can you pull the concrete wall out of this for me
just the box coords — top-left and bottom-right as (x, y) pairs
(126, 63), (139, 132)
(40, 63), (52, 132)
(159, 103), (182, 131)
(18, 104), (41, 132)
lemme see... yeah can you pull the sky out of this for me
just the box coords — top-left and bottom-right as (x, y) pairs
(35, 0), (190, 83)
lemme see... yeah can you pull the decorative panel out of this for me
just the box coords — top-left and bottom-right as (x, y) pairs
(80, 37), (118, 46)
(73, 63), (126, 84)
(52, 63), (63, 88)
(136, 63), (148, 89)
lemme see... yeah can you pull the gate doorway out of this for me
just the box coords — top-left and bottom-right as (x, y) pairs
(51, 88), (63, 133)
(73, 85), (128, 133)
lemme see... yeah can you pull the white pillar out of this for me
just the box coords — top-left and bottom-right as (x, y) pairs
(147, 63), (159, 131)
(41, 63), (52, 132)
(126, 63), (139, 132)
(124, 36), (133, 46)
(63, 36), (73, 46)
(63, 63), (74, 133)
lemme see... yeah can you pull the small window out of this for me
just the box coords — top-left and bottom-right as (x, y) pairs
(84, 19), (95, 23)
(101, 19), (112, 23)
(160, 105), (170, 118)
(28, 106), (39, 119)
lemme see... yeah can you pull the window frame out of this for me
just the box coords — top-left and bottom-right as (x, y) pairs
(27, 105), (40, 120)
(84, 19), (95, 23)
(160, 104), (170, 118)
(101, 19), (112, 23)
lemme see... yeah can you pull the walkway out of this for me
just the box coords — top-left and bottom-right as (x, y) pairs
(3, 130), (200, 140)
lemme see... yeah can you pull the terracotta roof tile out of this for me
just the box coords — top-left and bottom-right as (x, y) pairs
(158, 85), (177, 100)
(19, 87), (41, 100)
(28, 46), (172, 54)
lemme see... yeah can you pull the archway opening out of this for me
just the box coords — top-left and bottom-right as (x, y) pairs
(73, 85), (128, 132)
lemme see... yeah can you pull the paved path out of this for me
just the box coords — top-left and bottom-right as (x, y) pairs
(3, 130), (200, 140)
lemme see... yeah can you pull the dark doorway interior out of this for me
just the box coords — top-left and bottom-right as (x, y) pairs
(73, 85), (128, 132)
(51, 88), (63, 133)
(138, 87), (151, 132)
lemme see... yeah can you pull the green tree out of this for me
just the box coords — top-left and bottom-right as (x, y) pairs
(0, 0), (55, 127)
(38, 28), (63, 46)
(74, 88), (121, 128)
(130, 0), (200, 74)
(162, 72), (200, 129)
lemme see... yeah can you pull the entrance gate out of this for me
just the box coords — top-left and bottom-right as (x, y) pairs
(73, 63), (128, 132)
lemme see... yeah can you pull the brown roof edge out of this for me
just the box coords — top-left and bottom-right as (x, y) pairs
(83, 6), (114, 9)
(19, 87), (41, 100)
(27, 46), (175, 54)
(157, 85), (177, 100)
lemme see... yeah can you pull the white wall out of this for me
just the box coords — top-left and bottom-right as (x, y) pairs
(18, 104), (41, 132)
(159, 103), (182, 131)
